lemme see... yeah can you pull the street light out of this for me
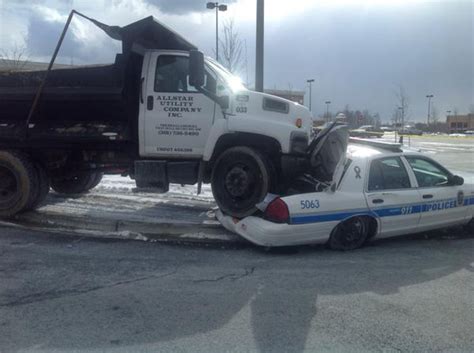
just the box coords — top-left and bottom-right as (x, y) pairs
(325, 100), (331, 122)
(206, 2), (227, 61)
(426, 94), (434, 125)
(306, 79), (315, 112)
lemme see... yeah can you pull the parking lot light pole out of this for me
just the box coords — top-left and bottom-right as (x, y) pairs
(325, 101), (331, 122)
(306, 79), (315, 112)
(206, 2), (227, 61)
(426, 94), (434, 125)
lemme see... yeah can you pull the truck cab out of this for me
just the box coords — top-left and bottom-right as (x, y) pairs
(137, 49), (312, 216)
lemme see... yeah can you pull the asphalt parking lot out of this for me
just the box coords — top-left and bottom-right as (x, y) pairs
(0, 226), (473, 353)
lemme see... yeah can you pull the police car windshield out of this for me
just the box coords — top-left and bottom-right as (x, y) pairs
(205, 57), (246, 92)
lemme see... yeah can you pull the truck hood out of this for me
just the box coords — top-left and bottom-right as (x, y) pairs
(230, 89), (313, 136)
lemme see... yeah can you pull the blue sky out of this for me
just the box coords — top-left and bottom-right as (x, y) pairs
(0, 0), (472, 121)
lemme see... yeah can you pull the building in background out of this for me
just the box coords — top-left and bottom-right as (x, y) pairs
(264, 89), (305, 105)
(447, 114), (474, 133)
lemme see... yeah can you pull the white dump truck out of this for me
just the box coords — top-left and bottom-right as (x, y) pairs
(0, 11), (337, 219)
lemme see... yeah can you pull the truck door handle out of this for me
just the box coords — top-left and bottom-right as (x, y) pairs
(423, 194), (433, 199)
(372, 199), (384, 204)
(147, 96), (154, 110)
(140, 77), (144, 104)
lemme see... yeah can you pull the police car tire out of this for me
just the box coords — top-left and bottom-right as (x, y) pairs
(465, 218), (474, 234)
(328, 216), (370, 251)
(0, 151), (39, 218)
(25, 163), (50, 211)
(211, 146), (270, 218)
(51, 172), (96, 195)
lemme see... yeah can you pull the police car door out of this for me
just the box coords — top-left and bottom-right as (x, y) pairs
(404, 156), (467, 231)
(365, 156), (421, 237)
(141, 52), (217, 158)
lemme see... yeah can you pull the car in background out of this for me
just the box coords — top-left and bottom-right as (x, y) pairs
(399, 126), (423, 135)
(350, 125), (384, 138)
(218, 138), (473, 250)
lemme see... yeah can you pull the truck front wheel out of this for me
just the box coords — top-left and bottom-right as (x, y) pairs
(51, 171), (102, 195)
(211, 146), (271, 218)
(0, 151), (38, 218)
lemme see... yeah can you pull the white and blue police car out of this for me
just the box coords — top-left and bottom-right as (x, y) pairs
(217, 126), (473, 250)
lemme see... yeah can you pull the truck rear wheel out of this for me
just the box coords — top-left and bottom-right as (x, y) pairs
(87, 172), (104, 190)
(211, 146), (271, 218)
(25, 163), (50, 210)
(51, 171), (102, 195)
(0, 151), (38, 218)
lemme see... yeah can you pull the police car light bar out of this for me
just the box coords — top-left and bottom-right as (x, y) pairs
(349, 137), (403, 153)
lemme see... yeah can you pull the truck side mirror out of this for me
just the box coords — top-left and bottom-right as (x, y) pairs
(189, 50), (205, 87)
(218, 95), (229, 110)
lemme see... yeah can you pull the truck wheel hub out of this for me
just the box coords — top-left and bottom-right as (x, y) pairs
(0, 167), (18, 202)
(225, 166), (249, 197)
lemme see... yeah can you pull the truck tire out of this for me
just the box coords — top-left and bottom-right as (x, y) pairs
(86, 172), (104, 190)
(0, 151), (39, 218)
(51, 171), (99, 195)
(25, 163), (50, 210)
(211, 146), (271, 218)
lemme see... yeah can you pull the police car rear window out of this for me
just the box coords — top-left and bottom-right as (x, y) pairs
(368, 157), (411, 191)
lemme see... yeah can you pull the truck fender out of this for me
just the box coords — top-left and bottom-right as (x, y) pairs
(203, 119), (229, 161)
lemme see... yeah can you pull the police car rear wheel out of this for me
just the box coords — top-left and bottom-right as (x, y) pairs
(465, 218), (474, 234)
(328, 216), (369, 251)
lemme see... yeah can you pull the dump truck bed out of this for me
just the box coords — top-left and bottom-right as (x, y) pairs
(0, 54), (142, 149)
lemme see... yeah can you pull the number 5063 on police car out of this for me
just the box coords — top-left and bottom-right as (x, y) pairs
(300, 200), (320, 209)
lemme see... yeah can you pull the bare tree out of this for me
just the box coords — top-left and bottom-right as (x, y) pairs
(469, 104), (474, 114)
(0, 44), (29, 72)
(394, 84), (410, 120)
(218, 19), (244, 74)
(392, 84), (410, 135)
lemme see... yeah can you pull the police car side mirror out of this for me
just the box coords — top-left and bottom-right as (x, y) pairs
(449, 175), (464, 186)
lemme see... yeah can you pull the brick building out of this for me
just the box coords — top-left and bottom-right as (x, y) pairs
(447, 114), (474, 133)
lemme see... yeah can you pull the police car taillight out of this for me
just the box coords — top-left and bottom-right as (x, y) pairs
(265, 198), (289, 223)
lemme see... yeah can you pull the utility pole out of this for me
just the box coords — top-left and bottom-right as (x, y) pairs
(307, 79), (315, 112)
(255, 0), (264, 92)
(426, 94), (434, 125)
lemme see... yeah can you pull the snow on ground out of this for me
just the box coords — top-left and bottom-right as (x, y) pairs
(96, 175), (215, 203)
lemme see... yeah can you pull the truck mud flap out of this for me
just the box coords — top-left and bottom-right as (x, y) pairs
(134, 160), (169, 192)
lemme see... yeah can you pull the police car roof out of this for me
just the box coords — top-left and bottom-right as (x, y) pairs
(347, 143), (410, 161)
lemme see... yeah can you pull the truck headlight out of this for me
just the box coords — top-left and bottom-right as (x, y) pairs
(290, 131), (308, 154)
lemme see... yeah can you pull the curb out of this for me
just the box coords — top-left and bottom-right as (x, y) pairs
(5, 209), (244, 245)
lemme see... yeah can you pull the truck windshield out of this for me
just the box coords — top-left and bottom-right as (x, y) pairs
(205, 57), (246, 92)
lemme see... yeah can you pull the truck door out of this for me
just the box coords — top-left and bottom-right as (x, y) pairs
(140, 52), (217, 158)
(404, 156), (468, 231)
(365, 156), (422, 237)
